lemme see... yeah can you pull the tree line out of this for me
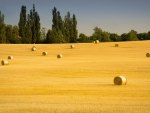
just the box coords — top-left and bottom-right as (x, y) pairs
(79, 27), (150, 43)
(0, 4), (150, 44)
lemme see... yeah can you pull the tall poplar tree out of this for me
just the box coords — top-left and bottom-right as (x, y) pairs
(30, 4), (41, 43)
(25, 14), (32, 43)
(5, 25), (13, 43)
(0, 11), (6, 43)
(18, 5), (26, 43)
(64, 12), (71, 42)
(71, 14), (78, 43)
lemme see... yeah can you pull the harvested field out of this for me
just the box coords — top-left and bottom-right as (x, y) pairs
(0, 41), (150, 113)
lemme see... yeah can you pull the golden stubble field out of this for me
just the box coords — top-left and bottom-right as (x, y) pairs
(0, 41), (150, 113)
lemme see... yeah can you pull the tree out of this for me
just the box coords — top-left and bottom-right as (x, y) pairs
(18, 5), (26, 43)
(52, 7), (58, 31)
(40, 27), (46, 41)
(46, 29), (53, 43)
(109, 33), (121, 42)
(78, 33), (89, 42)
(57, 11), (64, 36)
(5, 25), (13, 43)
(51, 7), (64, 43)
(6, 25), (20, 43)
(101, 31), (110, 42)
(24, 14), (32, 43)
(127, 30), (138, 41)
(0, 11), (6, 43)
(121, 33), (128, 41)
(92, 27), (103, 41)
(12, 26), (20, 43)
(46, 29), (63, 43)
(30, 4), (41, 43)
(137, 31), (150, 40)
(35, 12), (41, 43)
(70, 14), (78, 43)
(64, 12), (71, 42)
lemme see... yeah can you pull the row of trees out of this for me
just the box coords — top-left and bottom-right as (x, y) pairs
(0, 5), (40, 44)
(78, 27), (150, 43)
(18, 4), (40, 43)
(46, 7), (78, 43)
(0, 4), (150, 44)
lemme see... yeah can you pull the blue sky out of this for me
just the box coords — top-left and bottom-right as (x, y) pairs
(0, 0), (150, 35)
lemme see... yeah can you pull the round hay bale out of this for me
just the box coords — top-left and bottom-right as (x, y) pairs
(42, 52), (48, 56)
(70, 44), (75, 49)
(146, 53), (150, 57)
(95, 40), (99, 44)
(31, 47), (36, 51)
(114, 76), (127, 85)
(115, 44), (119, 47)
(8, 56), (14, 60)
(57, 54), (63, 58)
(1, 60), (9, 65)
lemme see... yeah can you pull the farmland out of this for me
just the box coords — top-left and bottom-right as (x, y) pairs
(0, 41), (150, 113)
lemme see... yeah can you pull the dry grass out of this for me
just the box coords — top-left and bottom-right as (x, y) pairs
(0, 41), (150, 113)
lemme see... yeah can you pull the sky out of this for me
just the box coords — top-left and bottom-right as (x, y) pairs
(0, 0), (150, 36)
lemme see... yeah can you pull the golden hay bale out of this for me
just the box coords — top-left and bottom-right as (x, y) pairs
(70, 44), (75, 49)
(146, 53), (150, 57)
(114, 76), (127, 85)
(31, 47), (36, 51)
(8, 56), (14, 60)
(42, 52), (48, 56)
(1, 60), (9, 65)
(57, 54), (63, 58)
(115, 44), (119, 47)
(95, 40), (99, 44)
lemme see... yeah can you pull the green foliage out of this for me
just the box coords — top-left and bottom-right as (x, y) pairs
(0, 11), (6, 43)
(92, 27), (102, 41)
(40, 27), (46, 41)
(18, 4), (41, 44)
(78, 33), (90, 42)
(46, 29), (64, 43)
(30, 4), (41, 43)
(121, 30), (138, 41)
(64, 12), (71, 43)
(18, 6), (26, 43)
(48, 7), (78, 44)
(6, 25), (21, 43)
(5, 25), (13, 43)
(46, 29), (53, 43)
(137, 31), (150, 40)
(109, 33), (121, 42)
(12, 26), (21, 43)
(127, 30), (138, 41)
(51, 7), (64, 43)
(24, 14), (32, 43)
(70, 14), (78, 43)
(92, 27), (111, 42)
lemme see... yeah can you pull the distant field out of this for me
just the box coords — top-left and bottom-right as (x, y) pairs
(0, 41), (150, 113)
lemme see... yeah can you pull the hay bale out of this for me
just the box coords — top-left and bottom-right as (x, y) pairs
(114, 76), (127, 85)
(57, 54), (63, 58)
(95, 40), (99, 44)
(70, 44), (75, 49)
(1, 60), (9, 65)
(8, 56), (14, 60)
(31, 47), (36, 51)
(42, 52), (48, 56)
(115, 44), (119, 47)
(146, 53), (150, 57)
